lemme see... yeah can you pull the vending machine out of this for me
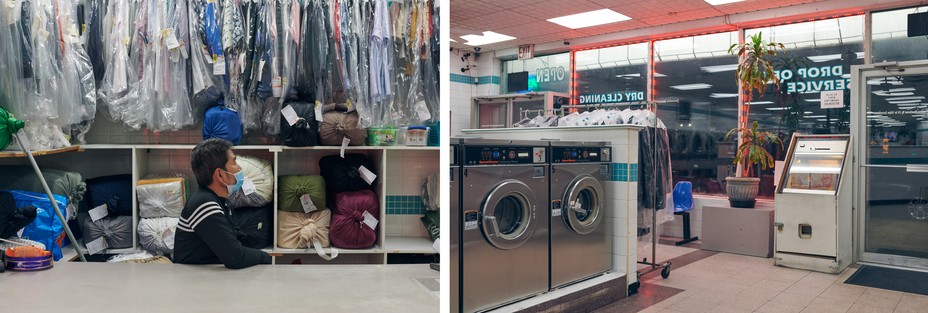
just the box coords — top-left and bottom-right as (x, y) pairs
(774, 134), (853, 273)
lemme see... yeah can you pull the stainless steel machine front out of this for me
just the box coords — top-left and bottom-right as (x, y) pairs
(460, 139), (549, 312)
(450, 139), (461, 313)
(774, 134), (852, 273)
(549, 141), (612, 289)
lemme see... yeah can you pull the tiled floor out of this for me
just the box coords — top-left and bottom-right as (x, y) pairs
(600, 241), (928, 313)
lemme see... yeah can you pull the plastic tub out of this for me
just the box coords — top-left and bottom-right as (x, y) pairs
(426, 122), (439, 146)
(367, 127), (397, 146)
(406, 126), (429, 146)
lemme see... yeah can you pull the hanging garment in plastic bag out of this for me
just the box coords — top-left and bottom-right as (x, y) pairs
(137, 178), (187, 218)
(80, 214), (133, 250)
(85, 0), (106, 84)
(279, 100), (320, 147)
(319, 154), (375, 195)
(0, 107), (25, 150)
(0, 167), (85, 215)
(330, 189), (379, 249)
(334, 0), (373, 129)
(0, 191), (37, 239)
(227, 155), (274, 209)
(423, 0), (439, 123)
(12, 190), (67, 261)
(58, 0), (97, 140)
(278, 175), (326, 213)
(402, 0), (432, 125)
(230, 205), (272, 249)
(138, 217), (178, 255)
(277, 209), (337, 259)
(369, 0), (394, 127)
(203, 106), (243, 145)
(421, 173), (439, 211)
(98, 0), (142, 130)
(222, 0), (246, 112)
(319, 103), (368, 146)
(151, 0), (194, 131)
(638, 127), (673, 210)
(84, 174), (133, 217)
(188, 0), (225, 112)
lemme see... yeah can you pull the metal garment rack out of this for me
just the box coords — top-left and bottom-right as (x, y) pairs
(560, 99), (679, 115)
(6, 133), (87, 262)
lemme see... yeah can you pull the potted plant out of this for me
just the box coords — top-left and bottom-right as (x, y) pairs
(724, 32), (785, 208)
(724, 121), (783, 207)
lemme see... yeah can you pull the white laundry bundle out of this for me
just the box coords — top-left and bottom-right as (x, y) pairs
(138, 217), (179, 255)
(137, 178), (187, 218)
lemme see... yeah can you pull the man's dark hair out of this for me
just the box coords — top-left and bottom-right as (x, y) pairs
(191, 138), (233, 187)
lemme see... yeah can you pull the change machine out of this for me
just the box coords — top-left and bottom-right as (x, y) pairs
(774, 134), (853, 273)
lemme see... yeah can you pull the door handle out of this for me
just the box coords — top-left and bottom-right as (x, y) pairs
(484, 215), (501, 237)
(773, 222), (784, 231)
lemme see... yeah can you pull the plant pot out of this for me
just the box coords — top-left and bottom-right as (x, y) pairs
(726, 177), (760, 208)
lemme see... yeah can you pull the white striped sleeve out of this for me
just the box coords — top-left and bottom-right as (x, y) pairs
(178, 201), (224, 231)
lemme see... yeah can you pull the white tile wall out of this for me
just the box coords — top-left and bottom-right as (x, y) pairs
(451, 50), (503, 136)
(384, 150), (440, 237)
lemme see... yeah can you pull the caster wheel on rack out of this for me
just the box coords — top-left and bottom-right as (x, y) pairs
(628, 281), (640, 296)
(661, 266), (671, 279)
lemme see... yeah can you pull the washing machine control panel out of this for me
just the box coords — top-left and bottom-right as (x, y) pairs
(464, 146), (547, 165)
(551, 146), (611, 163)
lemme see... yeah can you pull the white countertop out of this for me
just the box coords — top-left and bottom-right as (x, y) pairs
(0, 262), (439, 312)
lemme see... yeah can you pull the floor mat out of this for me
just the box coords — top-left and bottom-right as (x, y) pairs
(845, 265), (928, 296)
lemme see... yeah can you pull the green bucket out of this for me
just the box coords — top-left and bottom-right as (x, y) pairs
(367, 127), (397, 146)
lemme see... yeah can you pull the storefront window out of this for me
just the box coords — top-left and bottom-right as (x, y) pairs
(745, 15), (865, 198)
(654, 32), (740, 196)
(873, 6), (928, 62)
(501, 53), (571, 94)
(573, 43), (649, 106)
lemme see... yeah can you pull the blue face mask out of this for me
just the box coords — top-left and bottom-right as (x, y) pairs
(222, 168), (245, 194)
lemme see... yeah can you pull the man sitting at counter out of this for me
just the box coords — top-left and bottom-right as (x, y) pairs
(173, 138), (271, 269)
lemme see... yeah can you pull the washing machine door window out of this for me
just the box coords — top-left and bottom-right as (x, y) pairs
(563, 174), (604, 235)
(481, 179), (536, 250)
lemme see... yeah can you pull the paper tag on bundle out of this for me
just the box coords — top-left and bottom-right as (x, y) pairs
(340, 138), (350, 158)
(66, 204), (76, 220)
(205, 50), (214, 63)
(89, 204), (109, 222)
(346, 100), (353, 112)
(86, 236), (108, 255)
(214, 56), (226, 76)
(123, 36), (131, 47)
(272, 77), (282, 97)
(242, 178), (257, 195)
(415, 101), (431, 121)
(314, 101), (323, 122)
(300, 194), (317, 213)
(163, 228), (175, 250)
(361, 211), (378, 230)
(16, 130), (30, 151)
(281, 105), (299, 126)
(163, 28), (180, 49)
(359, 166), (377, 185)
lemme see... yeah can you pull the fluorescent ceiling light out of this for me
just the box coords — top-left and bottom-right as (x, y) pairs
(748, 101), (774, 105)
(654, 72), (667, 77)
(889, 100), (922, 104)
(547, 9), (631, 29)
(450, 39), (457, 42)
(807, 115), (827, 118)
(805, 99), (821, 102)
(807, 54), (842, 63)
(765, 107), (788, 111)
(615, 73), (641, 78)
(886, 96), (926, 101)
(700, 64), (738, 73)
(670, 83), (712, 90)
(704, 0), (745, 5)
(710, 93), (739, 98)
(891, 88), (916, 92)
(461, 31), (516, 46)
(873, 91), (915, 97)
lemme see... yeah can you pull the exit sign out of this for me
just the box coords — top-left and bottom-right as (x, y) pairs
(518, 44), (535, 60)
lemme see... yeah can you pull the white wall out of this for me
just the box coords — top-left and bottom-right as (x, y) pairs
(450, 50), (502, 136)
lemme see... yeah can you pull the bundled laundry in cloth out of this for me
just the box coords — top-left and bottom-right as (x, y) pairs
(277, 209), (337, 260)
(202, 106), (244, 145)
(319, 103), (368, 146)
(83, 174), (133, 217)
(0, 167), (86, 217)
(9, 190), (67, 261)
(277, 175), (326, 213)
(0, 191), (36, 239)
(230, 205), (272, 249)
(227, 156), (274, 209)
(330, 189), (379, 249)
(137, 217), (179, 255)
(319, 154), (376, 196)
(279, 100), (321, 147)
(80, 214), (133, 250)
(137, 178), (188, 218)
(108, 252), (173, 264)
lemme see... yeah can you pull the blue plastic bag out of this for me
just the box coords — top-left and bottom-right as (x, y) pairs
(203, 105), (243, 145)
(10, 190), (67, 261)
(672, 181), (693, 213)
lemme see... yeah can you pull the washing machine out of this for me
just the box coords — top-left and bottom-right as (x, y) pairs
(460, 139), (549, 312)
(450, 138), (461, 313)
(549, 141), (611, 289)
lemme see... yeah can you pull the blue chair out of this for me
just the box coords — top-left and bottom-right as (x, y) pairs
(672, 181), (699, 246)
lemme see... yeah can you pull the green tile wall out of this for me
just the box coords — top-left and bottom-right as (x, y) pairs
(450, 74), (500, 85)
(386, 195), (427, 215)
(608, 163), (639, 182)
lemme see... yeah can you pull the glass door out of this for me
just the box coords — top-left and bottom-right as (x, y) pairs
(856, 62), (928, 269)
